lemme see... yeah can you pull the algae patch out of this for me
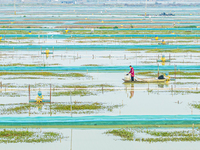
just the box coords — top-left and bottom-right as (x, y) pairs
(106, 129), (200, 142)
(105, 129), (134, 141)
(0, 72), (87, 77)
(52, 90), (95, 97)
(127, 48), (200, 53)
(0, 102), (123, 115)
(0, 129), (64, 143)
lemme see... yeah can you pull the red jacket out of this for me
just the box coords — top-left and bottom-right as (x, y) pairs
(129, 67), (134, 77)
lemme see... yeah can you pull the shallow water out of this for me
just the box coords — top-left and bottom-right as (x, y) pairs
(0, 89), (199, 116)
(0, 128), (200, 150)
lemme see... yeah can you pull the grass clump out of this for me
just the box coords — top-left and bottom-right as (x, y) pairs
(0, 129), (34, 139)
(105, 129), (134, 141)
(52, 90), (95, 97)
(0, 102), (122, 115)
(0, 129), (63, 143)
(3, 104), (40, 114)
(0, 92), (21, 97)
(82, 64), (101, 66)
(138, 136), (200, 142)
(59, 84), (113, 88)
(97, 26), (113, 29)
(0, 72), (87, 77)
(127, 48), (200, 53)
(51, 102), (103, 111)
(0, 63), (60, 67)
(145, 130), (195, 137)
(88, 84), (114, 88)
(136, 71), (156, 76)
(11, 37), (29, 39)
(169, 71), (200, 76)
(106, 129), (200, 143)
(191, 104), (200, 109)
(174, 25), (197, 28)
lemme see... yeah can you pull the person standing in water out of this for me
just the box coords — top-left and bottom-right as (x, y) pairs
(129, 65), (134, 81)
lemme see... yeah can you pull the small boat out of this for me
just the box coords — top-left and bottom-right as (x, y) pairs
(122, 78), (168, 83)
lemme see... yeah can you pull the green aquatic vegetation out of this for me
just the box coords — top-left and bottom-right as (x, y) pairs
(136, 71), (154, 75)
(127, 48), (200, 53)
(145, 130), (196, 137)
(172, 82), (197, 85)
(169, 71), (200, 76)
(136, 71), (156, 76)
(0, 30), (34, 34)
(0, 92), (21, 97)
(151, 90), (200, 95)
(88, 84), (114, 88)
(0, 102), (122, 115)
(174, 25), (197, 28)
(176, 77), (200, 79)
(97, 26), (113, 29)
(191, 104), (200, 109)
(3, 77), (42, 80)
(69, 29), (200, 35)
(52, 90), (95, 96)
(11, 37), (29, 39)
(82, 64), (102, 66)
(0, 129), (63, 143)
(105, 129), (134, 141)
(43, 132), (60, 138)
(57, 84), (114, 88)
(138, 136), (200, 142)
(0, 129), (34, 138)
(50, 102), (121, 114)
(4, 104), (40, 113)
(106, 129), (200, 143)
(1, 83), (114, 89)
(59, 85), (88, 88)
(51, 102), (103, 111)
(0, 63), (60, 67)
(78, 36), (200, 40)
(0, 72), (87, 77)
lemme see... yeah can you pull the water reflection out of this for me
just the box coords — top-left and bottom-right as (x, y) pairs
(130, 84), (134, 99)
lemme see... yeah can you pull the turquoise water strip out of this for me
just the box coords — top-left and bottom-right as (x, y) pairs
(3, 34), (200, 38)
(0, 115), (200, 126)
(0, 65), (199, 71)
(0, 45), (199, 50)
